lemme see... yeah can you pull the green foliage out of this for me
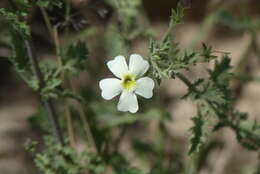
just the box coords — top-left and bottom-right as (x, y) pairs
(147, 4), (260, 155)
(149, 37), (178, 83)
(189, 111), (204, 154)
(32, 41), (89, 99)
(9, 31), (30, 71)
(181, 54), (260, 152)
(36, 0), (63, 9)
(105, 0), (152, 44)
(3, 1), (260, 174)
(217, 9), (260, 32)
(169, 3), (185, 28)
(201, 43), (218, 62)
(149, 4), (200, 84)
(28, 136), (83, 174)
(105, 0), (141, 36)
(183, 56), (232, 106)
(0, 8), (30, 38)
(39, 59), (62, 98)
(28, 106), (51, 132)
(149, 32), (199, 84)
(62, 41), (89, 75)
(105, 24), (128, 57)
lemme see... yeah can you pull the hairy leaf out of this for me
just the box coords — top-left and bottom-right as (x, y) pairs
(189, 111), (204, 155)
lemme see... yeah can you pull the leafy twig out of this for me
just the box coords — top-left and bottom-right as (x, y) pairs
(176, 73), (260, 150)
(7, 0), (65, 146)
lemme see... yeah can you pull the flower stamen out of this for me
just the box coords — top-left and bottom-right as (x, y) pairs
(121, 74), (136, 91)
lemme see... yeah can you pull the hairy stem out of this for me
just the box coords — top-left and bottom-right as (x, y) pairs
(25, 39), (65, 145)
(53, 25), (76, 147)
(8, 0), (65, 146)
(39, 6), (54, 42)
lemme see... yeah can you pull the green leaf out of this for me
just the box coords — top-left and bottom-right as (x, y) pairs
(189, 111), (204, 155)
(169, 3), (185, 28)
(67, 41), (88, 61)
(200, 43), (217, 62)
(200, 84), (227, 105)
(32, 136), (83, 174)
(63, 40), (89, 75)
(0, 8), (30, 38)
(9, 31), (30, 71)
(208, 55), (232, 84)
(39, 59), (62, 98)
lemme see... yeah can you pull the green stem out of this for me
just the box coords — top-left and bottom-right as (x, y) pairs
(39, 6), (54, 42)
(8, 0), (65, 146)
(176, 73), (222, 116)
(65, 102), (76, 147)
(25, 39), (65, 145)
(69, 80), (98, 153)
(176, 73), (260, 148)
(52, 11), (97, 153)
(53, 25), (76, 146)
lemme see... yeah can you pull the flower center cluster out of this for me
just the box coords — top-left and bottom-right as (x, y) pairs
(121, 74), (136, 91)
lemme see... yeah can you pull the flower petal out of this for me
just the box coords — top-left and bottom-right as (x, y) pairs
(107, 56), (128, 78)
(99, 78), (122, 100)
(129, 54), (149, 77)
(117, 92), (138, 113)
(135, 77), (155, 99)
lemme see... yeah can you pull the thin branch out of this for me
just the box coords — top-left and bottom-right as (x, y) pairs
(7, 0), (65, 145)
(53, 24), (76, 146)
(176, 73), (260, 148)
(25, 39), (65, 145)
(113, 125), (128, 153)
(39, 6), (55, 42)
(69, 79), (97, 153)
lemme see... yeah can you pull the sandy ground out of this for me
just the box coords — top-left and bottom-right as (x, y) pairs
(0, 85), (37, 174)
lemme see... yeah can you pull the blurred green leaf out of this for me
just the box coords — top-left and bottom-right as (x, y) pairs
(189, 111), (204, 155)
(63, 40), (89, 75)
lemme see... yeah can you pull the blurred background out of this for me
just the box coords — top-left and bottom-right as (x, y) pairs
(0, 0), (260, 174)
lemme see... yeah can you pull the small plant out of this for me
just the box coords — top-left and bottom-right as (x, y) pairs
(0, 0), (259, 173)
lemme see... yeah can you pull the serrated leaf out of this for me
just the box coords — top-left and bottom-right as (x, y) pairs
(169, 3), (185, 27)
(201, 85), (227, 105)
(208, 56), (232, 83)
(189, 111), (204, 155)
(0, 8), (30, 37)
(9, 31), (30, 71)
(63, 40), (88, 75)
(67, 41), (88, 62)
(201, 43), (217, 62)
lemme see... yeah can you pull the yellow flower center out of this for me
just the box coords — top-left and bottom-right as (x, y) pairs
(121, 74), (136, 91)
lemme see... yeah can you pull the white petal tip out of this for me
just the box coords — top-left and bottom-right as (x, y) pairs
(99, 78), (122, 100)
(129, 109), (138, 113)
(101, 92), (112, 100)
(117, 92), (139, 113)
(106, 56), (128, 78)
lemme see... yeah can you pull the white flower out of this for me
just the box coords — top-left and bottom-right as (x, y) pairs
(99, 54), (155, 113)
